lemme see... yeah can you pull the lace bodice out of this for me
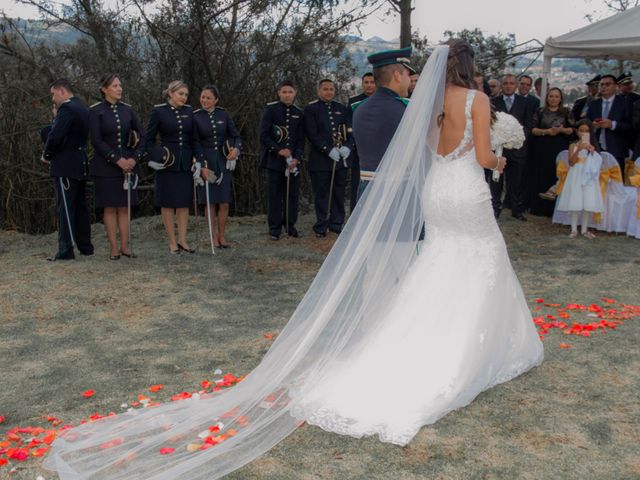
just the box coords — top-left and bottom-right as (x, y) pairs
(437, 89), (476, 162)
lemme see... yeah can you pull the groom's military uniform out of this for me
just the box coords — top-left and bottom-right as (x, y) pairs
(352, 47), (415, 200)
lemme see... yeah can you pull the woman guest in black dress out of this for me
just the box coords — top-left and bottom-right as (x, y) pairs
(194, 85), (242, 248)
(529, 87), (574, 217)
(89, 74), (144, 259)
(145, 81), (202, 253)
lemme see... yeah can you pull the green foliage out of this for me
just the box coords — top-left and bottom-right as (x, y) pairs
(443, 28), (517, 77)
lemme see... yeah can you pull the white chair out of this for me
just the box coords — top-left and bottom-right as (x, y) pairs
(598, 152), (636, 233)
(626, 157), (640, 239)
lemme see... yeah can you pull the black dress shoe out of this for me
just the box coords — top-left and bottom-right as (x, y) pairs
(177, 243), (195, 253)
(494, 209), (501, 219)
(315, 232), (327, 238)
(512, 213), (527, 221)
(79, 250), (94, 256)
(328, 227), (342, 234)
(287, 229), (301, 238)
(46, 254), (75, 261)
(270, 234), (280, 241)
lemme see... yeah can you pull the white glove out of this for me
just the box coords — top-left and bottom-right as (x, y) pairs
(285, 156), (299, 176)
(191, 161), (202, 179)
(328, 147), (341, 163)
(338, 146), (351, 159)
(148, 161), (165, 171)
(226, 159), (237, 171)
(195, 177), (204, 187)
(215, 171), (224, 185)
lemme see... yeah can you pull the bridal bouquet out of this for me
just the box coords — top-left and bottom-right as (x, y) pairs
(490, 111), (525, 181)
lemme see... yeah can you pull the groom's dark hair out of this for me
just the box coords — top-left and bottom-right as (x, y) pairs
(444, 39), (476, 89)
(373, 64), (404, 86)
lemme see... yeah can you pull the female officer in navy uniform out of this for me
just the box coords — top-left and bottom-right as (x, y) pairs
(145, 80), (202, 254)
(194, 85), (242, 248)
(89, 74), (143, 259)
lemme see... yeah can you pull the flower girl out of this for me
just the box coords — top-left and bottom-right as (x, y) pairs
(556, 119), (604, 238)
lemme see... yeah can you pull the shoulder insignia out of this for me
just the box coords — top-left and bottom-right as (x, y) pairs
(121, 101), (132, 107)
(193, 108), (202, 113)
(154, 103), (167, 108)
(185, 104), (192, 109)
(267, 101), (278, 106)
(89, 101), (102, 109)
(395, 97), (410, 106)
(215, 106), (226, 111)
(308, 99), (319, 105)
(292, 104), (303, 112)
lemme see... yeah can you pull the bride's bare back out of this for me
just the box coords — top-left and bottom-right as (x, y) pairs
(437, 85), (500, 170)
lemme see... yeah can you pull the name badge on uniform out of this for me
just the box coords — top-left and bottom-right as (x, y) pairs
(181, 114), (189, 118)
(217, 121), (224, 124)
(335, 111), (343, 116)
(291, 115), (300, 119)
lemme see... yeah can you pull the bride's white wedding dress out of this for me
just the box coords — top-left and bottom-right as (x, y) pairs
(292, 90), (544, 445)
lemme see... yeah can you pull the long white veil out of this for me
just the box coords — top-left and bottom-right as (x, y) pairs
(44, 45), (449, 479)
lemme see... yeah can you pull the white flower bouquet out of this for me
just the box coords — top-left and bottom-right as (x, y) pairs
(490, 111), (525, 181)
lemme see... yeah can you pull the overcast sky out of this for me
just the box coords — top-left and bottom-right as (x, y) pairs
(3, 0), (614, 44)
(356, 0), (608, 44)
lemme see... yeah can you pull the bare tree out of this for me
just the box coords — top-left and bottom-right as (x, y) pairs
(386, 0), (413, 48)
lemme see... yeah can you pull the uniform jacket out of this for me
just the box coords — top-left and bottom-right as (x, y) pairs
(303, 99), (354, 172)
(42, 96), (90, 179)
(352, 86), (407, 174)
(144, 103), (202, 172)
(89, 100), (144, 177)
(259, 101), (304, 171)
(193, 107), (242, 172)
(587, 95), (633, 160)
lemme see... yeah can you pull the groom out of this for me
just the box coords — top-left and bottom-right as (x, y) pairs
(352, 47), (415, 200)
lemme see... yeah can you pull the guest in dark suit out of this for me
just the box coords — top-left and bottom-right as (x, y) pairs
(571, 75), (600, 123)
(144, 80), (202, 254)
(408, 72), (420, 98)
(42, 79), (94, 260)
(517, 74), (540, 109)
(304, 79), (354, 236)
(259, 80), (305, 240)
(490, 73), (535, 220)
(488, 78), (501, 98)
(194, 85), (242, 248)
(89, 74), (144, 259)
(631, 98), (640, 161)
(347, 72), (376, 212)
(587, 74), (633, 175)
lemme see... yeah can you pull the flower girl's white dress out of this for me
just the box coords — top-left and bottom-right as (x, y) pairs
(293, 90), (545, 445)
(556, 149), (604, 213)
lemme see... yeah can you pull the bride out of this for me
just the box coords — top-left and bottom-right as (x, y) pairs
(45, 40), (543, 479)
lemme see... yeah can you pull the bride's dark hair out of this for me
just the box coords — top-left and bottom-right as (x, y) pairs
(444, 39), (476, 88)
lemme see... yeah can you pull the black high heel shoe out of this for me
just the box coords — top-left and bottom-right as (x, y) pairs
(177, 243), (195, 254)
(121, 251), (137, 258)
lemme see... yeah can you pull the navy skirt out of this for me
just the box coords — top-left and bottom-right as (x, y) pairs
(94, 176), (139, 208)
(197, 172), (232, 205)
(154, 170), (193, 208)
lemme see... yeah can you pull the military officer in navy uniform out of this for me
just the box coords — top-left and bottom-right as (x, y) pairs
(42, 79), (94, 261)
(144, 80), (202, 254)
(617, 72), (640, 105)
(352, 47), (415, 198)
(89, 74), (144, 259)
(194, 85), (242, 248)
(259, 80), (305, 240)
(304, 79), (354, 236)
(347, 72), (376, 213)
(571, 74), (601, 123)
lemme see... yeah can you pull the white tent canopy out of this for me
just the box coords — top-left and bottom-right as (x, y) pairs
(541, 5), (640, 101)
